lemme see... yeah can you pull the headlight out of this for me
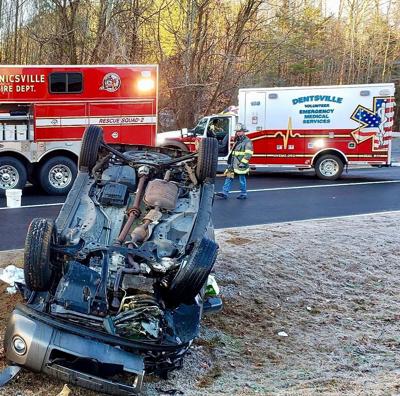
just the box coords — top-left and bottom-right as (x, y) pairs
(137, 78), (155, 92)
(12, 336), (27, 355)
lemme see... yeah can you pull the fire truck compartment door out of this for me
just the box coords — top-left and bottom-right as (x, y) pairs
(118, 101), (156, 146)
(89, 101), (156, 146)
(89, 103), (121, 143)
(35, 103), (87, 141)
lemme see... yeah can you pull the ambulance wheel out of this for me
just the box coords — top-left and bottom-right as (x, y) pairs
(315, 154), (344, 180)
(0, 156), (27, 195)
(79, 125), (103, 172)
(196, 137), (218, 183)
(39, 156), (77, 195)
(165, 238), (218, 307)
(24, 218), (56, 291)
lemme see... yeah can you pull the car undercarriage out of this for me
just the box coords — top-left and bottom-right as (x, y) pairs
(4, 126), (221, 395)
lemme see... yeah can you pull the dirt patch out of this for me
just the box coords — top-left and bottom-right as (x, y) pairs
(1, 213), (400, 395)
(0, 250), (23, 269)
(0, 282), (23, 365)
(225, 236), (252, 246)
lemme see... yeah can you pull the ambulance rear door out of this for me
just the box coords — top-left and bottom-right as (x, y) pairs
(239, 90), (266, 132)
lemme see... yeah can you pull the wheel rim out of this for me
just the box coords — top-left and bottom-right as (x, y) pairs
(319, 159), (339, 177)
(48, 164), (73, 189)
(0, 165), (19, 189)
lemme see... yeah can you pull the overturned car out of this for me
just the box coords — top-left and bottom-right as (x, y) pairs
(4, 126), (221, 395)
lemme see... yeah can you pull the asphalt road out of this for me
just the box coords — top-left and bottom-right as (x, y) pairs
(1, 167), (400, 250)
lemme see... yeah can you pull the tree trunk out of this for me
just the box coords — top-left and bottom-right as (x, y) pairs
(13, 0), (19, 63)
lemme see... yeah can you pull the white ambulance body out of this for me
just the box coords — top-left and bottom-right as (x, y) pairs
(159, 83), (396, 180)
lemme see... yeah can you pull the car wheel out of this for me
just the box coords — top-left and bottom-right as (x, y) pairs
(78, 125), (104, 172)
(0, 157), (27, 195)
(196, 137), (218, 183)
(24, 218), (56, 291)
(315, 154), (344, 180)
(166, 238), (218, 306)
(39, 156), (77, 195)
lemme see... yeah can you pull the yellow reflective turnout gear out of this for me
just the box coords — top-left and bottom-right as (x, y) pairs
(228, 136), (254, 175)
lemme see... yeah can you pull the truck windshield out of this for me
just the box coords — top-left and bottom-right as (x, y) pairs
(193, 118), (208, 135)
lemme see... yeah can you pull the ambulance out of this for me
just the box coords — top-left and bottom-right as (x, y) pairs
(157, 83), (396, 180)
(0, 65), (157, 194)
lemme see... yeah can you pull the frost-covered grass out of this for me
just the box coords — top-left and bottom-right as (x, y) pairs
(1, 212), (400, 395)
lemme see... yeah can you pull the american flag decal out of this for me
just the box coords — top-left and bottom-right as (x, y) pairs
(351, 97), (395, 149)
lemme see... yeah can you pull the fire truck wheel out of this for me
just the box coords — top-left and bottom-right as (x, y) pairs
(79, 125), (104, 172)
(315, 154), (344, 180)
(0, 156), (27, 195)
(39, 156), (78, 195)
(196, 137), (218, 183)
(24, 218), (56, 291)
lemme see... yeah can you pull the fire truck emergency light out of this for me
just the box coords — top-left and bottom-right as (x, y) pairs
(314, 139), (325, 148)
(138, 78), (155, 92)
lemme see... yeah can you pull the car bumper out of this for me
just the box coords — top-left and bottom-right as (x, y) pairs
(5, 305), (145, 395)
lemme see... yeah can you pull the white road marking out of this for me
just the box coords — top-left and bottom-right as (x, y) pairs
(0, 202), (63, 210)
(229, 179), (400, 193)
(0, 180), (399, 211)
(0, 248), (23, 253)
(216, 210), (400, 230)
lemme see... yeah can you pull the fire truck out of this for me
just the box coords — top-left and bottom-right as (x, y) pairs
(0, 65), (157, 194)
(157, 83), (396, 180)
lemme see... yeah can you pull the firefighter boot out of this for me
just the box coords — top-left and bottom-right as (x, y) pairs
(215, 192), (228, 199)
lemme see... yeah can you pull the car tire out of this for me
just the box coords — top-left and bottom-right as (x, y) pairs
(0, 156), (27, 195)
(24, 218), (56, 291)
(196, 137), (218, 183)
(166, 238), (218, 306)
(78, 125), (103, 172)
(315, 154), (344, 180)
(39, 156), (77, 195)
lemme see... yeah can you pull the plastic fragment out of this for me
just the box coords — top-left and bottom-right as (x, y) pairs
(0, 265), (24, 284)
(57, 384), (71, 396)
(0, 265), (24, 294)
(205, 275), (220, 297)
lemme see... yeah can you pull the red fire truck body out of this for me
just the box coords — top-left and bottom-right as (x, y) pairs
(0, 65), (157, 194)
(158, 84), (396, 180)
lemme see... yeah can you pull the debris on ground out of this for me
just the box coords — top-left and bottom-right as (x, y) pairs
(57, 384), (72, 396)
(0, 365), (21, 387)
(0, 265), (24, 293)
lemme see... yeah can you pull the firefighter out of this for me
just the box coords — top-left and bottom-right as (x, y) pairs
(207, 118), (223, 138)
(215, 124), (253, 200)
